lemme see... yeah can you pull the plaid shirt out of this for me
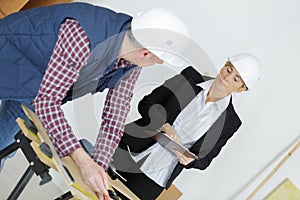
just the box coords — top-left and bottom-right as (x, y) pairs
(32, 19), (141, 170)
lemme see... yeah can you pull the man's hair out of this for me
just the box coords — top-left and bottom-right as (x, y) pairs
(126, 23), (144, 48)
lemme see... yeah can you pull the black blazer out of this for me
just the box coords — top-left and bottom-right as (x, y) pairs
(119, 66), (242, 189)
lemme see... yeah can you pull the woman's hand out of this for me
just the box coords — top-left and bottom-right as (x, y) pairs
(161, 123), (194, 166)
(160, 123), (180, 142)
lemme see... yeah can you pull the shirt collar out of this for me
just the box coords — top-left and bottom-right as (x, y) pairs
(197, 79), (231, 112)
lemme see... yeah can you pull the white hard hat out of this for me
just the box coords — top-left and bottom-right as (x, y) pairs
(131, 8), (190, 66)
(228, 53), (261, 90)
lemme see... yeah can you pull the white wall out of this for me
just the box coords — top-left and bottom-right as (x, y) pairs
(65, 0), (300, 199)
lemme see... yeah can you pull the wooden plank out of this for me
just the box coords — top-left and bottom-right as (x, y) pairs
(30, 141), (58, 171)
(61, 156), (98, 200)
(16, 118), (41, 144)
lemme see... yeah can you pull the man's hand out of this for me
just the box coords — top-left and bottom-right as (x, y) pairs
(172, 150), (195, 166)
(161, 123), (180, 142)
(70, 148), (109, 200)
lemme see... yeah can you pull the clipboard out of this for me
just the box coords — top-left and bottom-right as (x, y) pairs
(145, 131), (199, 160)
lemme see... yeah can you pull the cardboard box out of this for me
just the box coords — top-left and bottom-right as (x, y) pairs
(157, 184), (182, 200)
(22, 0), (73, 10)
(0, 0), (73, 18)
(0, 0), (29, 18)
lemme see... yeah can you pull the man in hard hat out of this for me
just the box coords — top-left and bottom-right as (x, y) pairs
(0, 2), (189, 199)
(112, 53), (261, 199)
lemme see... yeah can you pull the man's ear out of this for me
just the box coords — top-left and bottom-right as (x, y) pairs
(138, 48), (151, 58)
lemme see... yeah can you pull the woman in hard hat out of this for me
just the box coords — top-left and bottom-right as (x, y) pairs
(112, 53), (261, 200)
(0, 2), (189, 199)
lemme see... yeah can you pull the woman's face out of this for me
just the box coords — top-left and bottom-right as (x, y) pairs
(214, 62), (247, 96)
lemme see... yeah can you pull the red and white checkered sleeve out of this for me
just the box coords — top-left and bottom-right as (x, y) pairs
(92, 66), (142, 170)
(31, 19), (90, 157)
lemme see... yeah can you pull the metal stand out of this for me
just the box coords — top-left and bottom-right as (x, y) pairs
(7, 166), (34, 200)
(0, 129), (52, 200)
(55, 191), (73, 200)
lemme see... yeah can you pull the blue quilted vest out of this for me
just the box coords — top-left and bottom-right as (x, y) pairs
(0, 3), (136, 102)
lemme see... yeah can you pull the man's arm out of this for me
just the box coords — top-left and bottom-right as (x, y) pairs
(32, 19), (109, 199)
(91, 66), (142, 170)
(32, 19), (89, 158)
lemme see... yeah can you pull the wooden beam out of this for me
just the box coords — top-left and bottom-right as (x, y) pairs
(246, 140), (300, 199)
